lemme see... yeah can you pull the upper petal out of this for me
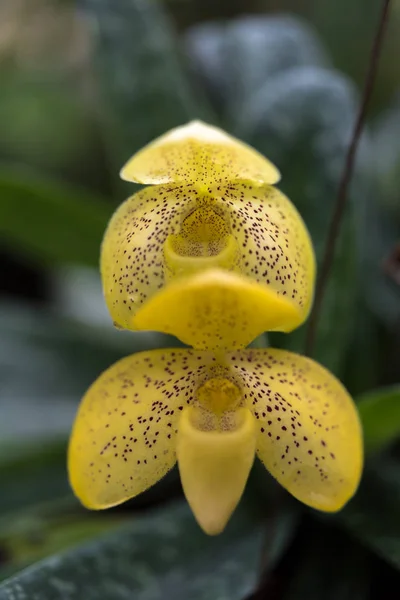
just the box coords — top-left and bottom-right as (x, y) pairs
(68, 349), (213, 509)
(227, 349), (363, 512)
(120, 120), (280, 186)
(102, 182), (315, 345)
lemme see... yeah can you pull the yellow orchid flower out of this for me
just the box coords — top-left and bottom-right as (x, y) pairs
(69, 121), (362, 536)
(68, 345), (363, 535)
(101, 122), (315, 349)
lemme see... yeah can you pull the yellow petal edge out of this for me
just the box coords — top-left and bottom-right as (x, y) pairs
(120, 120), (281, 186)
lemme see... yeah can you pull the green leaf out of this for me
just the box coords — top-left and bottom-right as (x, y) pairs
(361, 198), (400, 330)
(50, 266), (185, 351)
(257, 504), (299, 576)
(0, 300), (118, 518)
(0, 72), (96, 174)
(246, 462), (301, 573)
(185, 15), (328, 126)
(282, 522), (372, 600)
(236, 66), (369, 374)
(0, 300), (127, 404)
(0, 168), (110, 267)
(0, 511), (124, 582)
(372, 95), (400, 216)
(80, 0), (212, 181)
(362, 96), (400, 329)
(341, 296), (383, 396)
(0, 501), (264, 599)
(0, 438), (71, 517)
(0, 299), (173, 404)
(313, 0), (398, 112)
(357, 386), (400, 453)
(338, 456), (400, 569)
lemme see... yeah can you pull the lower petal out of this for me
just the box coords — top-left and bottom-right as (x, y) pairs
(177, 406), (256, 535)
(133, 269), (300, 350)
(227, 349), (363, 512)
(68, 349), (212, 509)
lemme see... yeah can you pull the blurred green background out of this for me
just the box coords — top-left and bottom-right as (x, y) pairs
(0, 0), (400, 598)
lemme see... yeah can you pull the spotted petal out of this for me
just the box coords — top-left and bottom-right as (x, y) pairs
(101, 183), (315, 347)
(101, 184), (193, 330)
(120, 120), (280, 186)
(209, 182), (315, 323)
(68, 349), (213, 509)
(228, 349), (363, 511)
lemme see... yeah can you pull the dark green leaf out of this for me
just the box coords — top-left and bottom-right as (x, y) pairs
(0, 168), (110, 267)
(257, 505), (299, 576)
(246, 461), (300, 574)
(236, 67), (369, 374)
(0, 438), (71, 516)
(282, 522), (372, 600)
(342, 296), (383, 396)
(0, 501), (264, 599)
(0, 73), (95, 173)
(0, 299), (173, 404)
(185, 15), (328, 126)
(361, 201), (400, 330)
(0, 301), (125, 404)
(338, 456), (400, 569)
(183, 21), (229, 119)
(80, 0), (212, 181)
(362, 97), (400, 329)
(372, 96), (400, 216)
(50, 265), (184, 351)
(357, 386), (400, 453)
(0, 511), (124, 582)
(313, 0), (397, 111)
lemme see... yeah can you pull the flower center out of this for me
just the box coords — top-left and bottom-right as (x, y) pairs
(197, 377), (242, 415)
(164, 204), (239, 279)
